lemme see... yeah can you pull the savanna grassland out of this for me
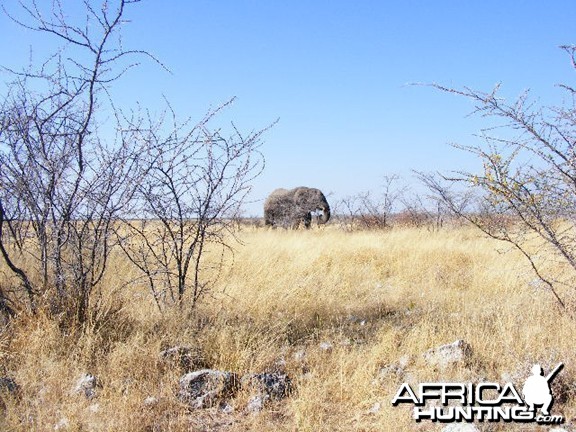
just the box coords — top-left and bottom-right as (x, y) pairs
(1, 224), (575, 431)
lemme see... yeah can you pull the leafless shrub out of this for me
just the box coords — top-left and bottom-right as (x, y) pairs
(0, 0), (152, 323)
(419, 45), (576, 311)
(334, 175), (450, 231)
(0, 1), (269, 322)
(116, 101), (268, 311)
(396, 192), (447, 230)
(335, 175), (405, 231)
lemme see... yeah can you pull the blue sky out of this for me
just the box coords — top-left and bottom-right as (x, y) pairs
(1, 1), (575, 216)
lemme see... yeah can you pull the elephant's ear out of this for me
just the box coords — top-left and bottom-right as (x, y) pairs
(292, 188), (309, 207)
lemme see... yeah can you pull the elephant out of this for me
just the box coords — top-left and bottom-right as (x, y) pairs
(264, 187), (331, 229)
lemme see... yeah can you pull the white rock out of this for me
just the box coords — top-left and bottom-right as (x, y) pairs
(293, 350), (307, 362)
(143, 396), (158, 406)
(221, 403), (234, 414)
(368, 401), (381, 414)
(54, 417), (70, 430)
(73, 373), (97, 399)
(246, 395), (266, 413)
(398, 355), (410, 368)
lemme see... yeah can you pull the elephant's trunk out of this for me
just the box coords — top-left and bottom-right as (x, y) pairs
(319, 206), (331, 224)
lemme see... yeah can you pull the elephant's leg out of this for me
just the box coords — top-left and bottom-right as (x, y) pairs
(304, 213), (312, 229)
(264, 210), (274, 227)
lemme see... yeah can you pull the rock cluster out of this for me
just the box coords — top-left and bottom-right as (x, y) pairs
(73, 373), (98, 399)
(177, 369), (292, 411)
(178, 369), (239, 409)
(241, 372), (292, 412)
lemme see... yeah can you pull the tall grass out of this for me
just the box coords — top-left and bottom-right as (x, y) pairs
(1, 225), (574, 431)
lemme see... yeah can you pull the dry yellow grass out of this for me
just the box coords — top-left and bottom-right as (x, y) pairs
(1, 225), (575, 431)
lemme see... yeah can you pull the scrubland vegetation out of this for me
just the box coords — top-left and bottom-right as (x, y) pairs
(1, 1), (575, 430)
(1, 224), (574, 431)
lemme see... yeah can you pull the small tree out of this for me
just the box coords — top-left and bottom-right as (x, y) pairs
(398, 190), (451, 230)
(117, 101), (267, 311)
(421, 45), (576, 311)
(336, 175), (405, 230)
(0, 0), (149, 322)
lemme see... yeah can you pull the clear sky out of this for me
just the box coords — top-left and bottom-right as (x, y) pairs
(1, 1), (575, 216)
